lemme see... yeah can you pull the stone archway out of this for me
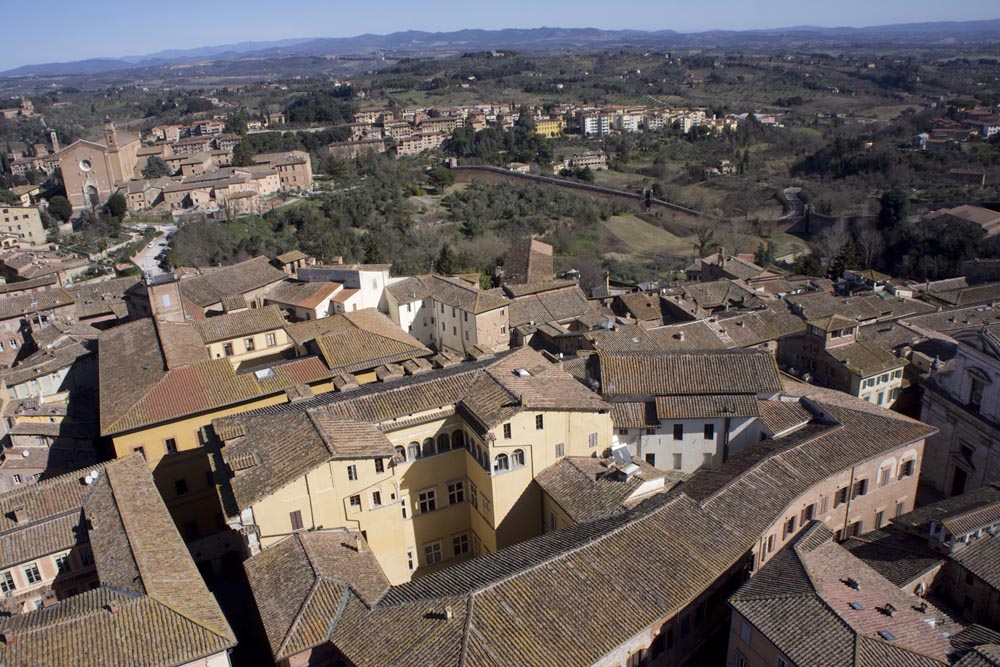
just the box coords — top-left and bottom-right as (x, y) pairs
(84, 184), (99, 207)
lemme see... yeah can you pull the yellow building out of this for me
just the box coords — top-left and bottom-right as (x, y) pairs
(210, 346), (612, 584)
(98, 277), (431, 565)
(535, 118), (565, 138)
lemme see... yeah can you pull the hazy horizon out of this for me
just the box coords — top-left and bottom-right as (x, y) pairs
(3, 0), (998, 71)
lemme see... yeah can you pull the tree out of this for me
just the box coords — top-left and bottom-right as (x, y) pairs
(692, 223), (717, 258)
(224, 114), (248, 135)
(812, 220), (850, 269)
(854, 220), (885, 269)
(232, 141), (254, 167)
(48, 196), (72, 222)
(877, 189), (908, 230)
(363, 232), (385, 264)
(434, 243), (460, 275)
(426, 167), (455, 192)
(0, 189), (18, 206)
(105, 193), (127, 220)
(142, 156), (171, 179)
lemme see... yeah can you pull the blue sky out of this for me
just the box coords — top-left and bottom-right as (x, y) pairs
(3, 0), (998, 70)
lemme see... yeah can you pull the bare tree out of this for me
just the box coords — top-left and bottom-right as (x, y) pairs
(812, 220), (850, 268)
(721, 217), (756, 257)
(692, 223), (718, 258)
(854, 220), (885, 270)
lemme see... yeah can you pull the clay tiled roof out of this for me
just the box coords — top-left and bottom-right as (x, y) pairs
(609, 401), (658, 428)
(757, 399), (813, 435)
(0, 288), (74, 320)
(243, 380), (940, 667)
(387, 275), (508, 313)
(730, 523), (961, 667)
(244, 530), (390, 662)
(265, 280), (342, 310)
(842, 528), (946, 588)
(535, 456), (677, 523)
(98, 318), (334, 436)
(824, 341), (904, 377)
(67, 276), (139, 320)
(192, 304), (286, 343)
(507, 284), (595, 328)
(0, 456), (235, 667)
(598, 349), (782, 396)
(178, 256), (286, 308)
(654, 394), (759, 420)
(951, 534), (1000, 591)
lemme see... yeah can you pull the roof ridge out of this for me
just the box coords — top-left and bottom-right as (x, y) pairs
(470, 494), (691, 597)
(458, 595), (476, 666)
(276, 552), (323, 658)
(146, 594), (238, 647)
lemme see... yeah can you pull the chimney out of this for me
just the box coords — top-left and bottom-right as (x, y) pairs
(445, 606), (453, 621)
(355, 534), (364, 552)
(12, 508), (28, 524)
(106, 603), (121, 615)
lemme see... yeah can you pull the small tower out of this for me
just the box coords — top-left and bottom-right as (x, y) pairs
(104, 117), (118, 151)
(49, 130), (59, 154)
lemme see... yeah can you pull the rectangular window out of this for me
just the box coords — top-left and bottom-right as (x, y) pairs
(589, 432), (598, 448)
(423, 541), (442, 565)
(223, 342), (234, 356)
(740, 619), (752, 644)
(371, 491), (382, 507)
(266, 333), (277, 346)
(406, 550), (415, 571)
(290, 510), (303, 530)
(10, 474), (22, 485)
(847, 520), (862, 538)
(899, 459), (915, 478)
(500, 326), (507, 335)
(349, 495), (361, 510)
(834, 487), (849, 507)
(555, 442), (564, 458)
(164, 438), (178, 455)
(645, 453), (656, 466)
(347, 465), (358, 481)
(673, 424), (683, 440)
(481, 495), (491, 514)
(452, 533), (470, 556)
(704, 423), (715, 439)
(878, 467), (891, 487)
(448, 481), (465, 505)
(673, 453), (682, 470)
(801, 504), (815, 523)
(820, 495), (830, 515)
(0, 572), (14, 593)
(895, 501), (906, 518)
(766, 534), (775, 554)
(55, 555), (70, 573)
(24, 564), (40, 584)
(535, 414), (544, 430)
(244, 337), (255, 352)
(374, 458), (385, 474)
(469, 484), (478, 509)
(874, 510), (884, 529)
(853, 479), (868, 498)
(174, 479), (188, 496)
(418, 488), (436, 514)
(503, 423), (511, 439)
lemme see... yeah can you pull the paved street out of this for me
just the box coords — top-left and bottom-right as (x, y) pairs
(131, 224), (176, 280)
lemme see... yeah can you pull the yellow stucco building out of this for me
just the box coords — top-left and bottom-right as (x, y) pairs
(210, 346), (612, 584)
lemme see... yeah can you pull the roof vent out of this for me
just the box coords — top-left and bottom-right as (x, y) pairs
(849, 602), (865, 610)
(514, 368), (531, 378)
(844, 577), (860, 590)
(83, 469), (100, 486)
(877, 630), (897, 641)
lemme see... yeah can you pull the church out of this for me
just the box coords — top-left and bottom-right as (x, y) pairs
(57, 118), (140, 209)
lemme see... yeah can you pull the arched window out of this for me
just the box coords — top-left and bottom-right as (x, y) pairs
(437, 434), (451, 452)
(493, 453), (510, 473)
(407, 441), (420, 461)
(512, 449), (525, 467)
(452, 430), (466, 450)
(422, 438), (436, 457)
(395, 445), (407, 462)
